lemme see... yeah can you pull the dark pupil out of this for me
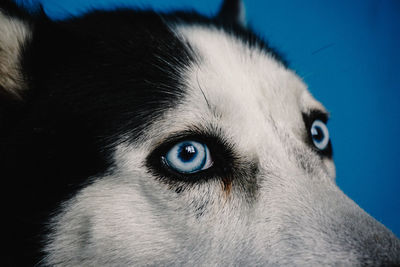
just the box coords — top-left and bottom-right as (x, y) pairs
(312, 126), (324, 142)
(178, 144), (197, 162)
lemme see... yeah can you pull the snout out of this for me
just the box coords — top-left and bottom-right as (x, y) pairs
(327, 195), (400, 265)
(264, 178), (400, 266)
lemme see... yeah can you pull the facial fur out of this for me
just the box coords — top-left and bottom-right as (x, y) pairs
(1, 0), (399, 266)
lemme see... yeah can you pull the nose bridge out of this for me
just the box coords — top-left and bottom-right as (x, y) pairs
(323, 187), (400, 264)
(265, 174), (400, 265)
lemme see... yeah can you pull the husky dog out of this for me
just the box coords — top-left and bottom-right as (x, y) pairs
(1, 0), (399, 265)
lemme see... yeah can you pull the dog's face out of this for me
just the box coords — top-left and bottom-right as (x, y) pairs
(1, 0), (399, 265)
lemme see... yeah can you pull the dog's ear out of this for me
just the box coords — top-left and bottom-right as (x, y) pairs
(216, 0), (247, 27)
(0, 0), (32, 100)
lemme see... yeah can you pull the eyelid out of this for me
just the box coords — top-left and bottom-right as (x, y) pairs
(151, 133), (210, 156)
(307, 110), (329, 123)
(150, 129), (209, 150)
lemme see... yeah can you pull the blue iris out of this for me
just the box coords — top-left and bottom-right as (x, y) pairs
(310, 120), (330, 150)
(165, 141), (212, 174)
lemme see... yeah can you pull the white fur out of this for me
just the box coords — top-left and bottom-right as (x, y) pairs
(43, 24), (399, 266)
(0, 10), (30, 98)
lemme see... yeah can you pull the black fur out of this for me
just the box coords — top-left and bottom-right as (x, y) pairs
(2, 7), (195, 266)
(217, 0), (244, 25)
(0, 0), (33, 20)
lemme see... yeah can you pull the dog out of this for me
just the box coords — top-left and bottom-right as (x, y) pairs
(1, 0), (399, 265)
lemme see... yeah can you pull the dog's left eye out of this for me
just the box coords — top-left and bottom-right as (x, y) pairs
(163, 141), (213, 174)
(310, 120), (330, 151)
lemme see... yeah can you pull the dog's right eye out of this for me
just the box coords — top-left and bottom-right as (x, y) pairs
(163, 141), (213, 174)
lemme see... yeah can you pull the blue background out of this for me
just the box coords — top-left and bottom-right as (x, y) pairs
(20, 0), (400, 236)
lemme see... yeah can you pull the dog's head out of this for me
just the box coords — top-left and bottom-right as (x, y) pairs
(1, 0), (399, 265)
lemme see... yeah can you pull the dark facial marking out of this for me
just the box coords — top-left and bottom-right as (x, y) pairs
(2, 9), (195, 266)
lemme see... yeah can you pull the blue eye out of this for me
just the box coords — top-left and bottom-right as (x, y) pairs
(164, 141), (213, 174)
(310, 120), (330, 150)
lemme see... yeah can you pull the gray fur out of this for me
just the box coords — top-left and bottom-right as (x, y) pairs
(0, 9), (30, 98)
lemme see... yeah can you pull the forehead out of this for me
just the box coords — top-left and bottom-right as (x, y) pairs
(168, 25), (325, 131)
